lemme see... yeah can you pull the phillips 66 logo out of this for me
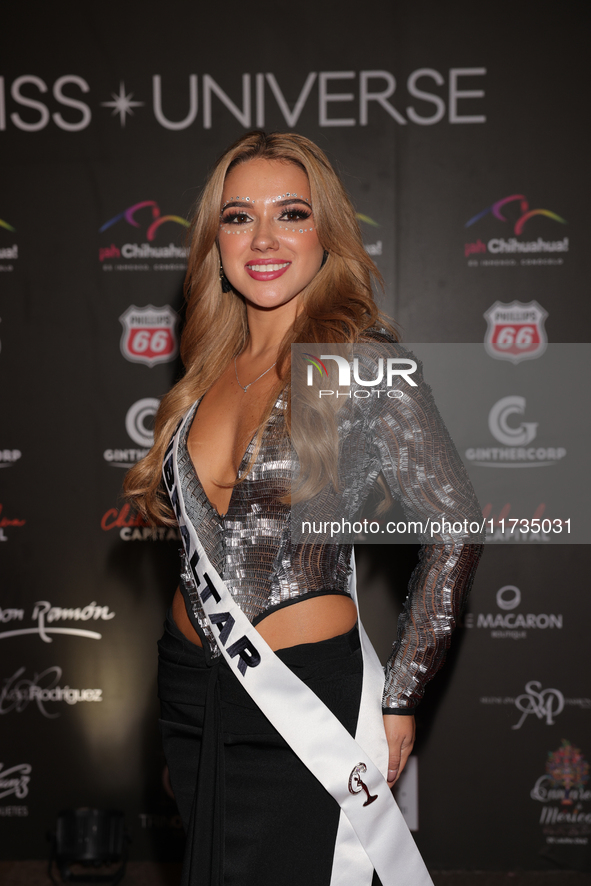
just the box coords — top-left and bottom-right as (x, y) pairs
(483, 300), (548, 363)
(119, 305), (179, 367)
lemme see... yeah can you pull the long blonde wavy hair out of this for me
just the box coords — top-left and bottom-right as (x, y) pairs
(124, 130), (397, 525)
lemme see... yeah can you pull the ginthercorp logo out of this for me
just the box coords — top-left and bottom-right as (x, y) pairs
(0, 600), (115, 643)
(531, 741), (591, 844)
(0, 217), (18, 273)
(99, 201), (189, 272)
(119, 305), (179, 367)
(304, 353), (417, 399)
(464, 194), (568, 268)
(465, 395), (566, 467)
(479, 681), (591, 729)
(103, 397), (159, 468)
(464, 584), (563, 639)
(484, 301), (548, 363)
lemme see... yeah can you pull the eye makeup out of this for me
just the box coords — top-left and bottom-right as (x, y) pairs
(219, 194), (315, 233)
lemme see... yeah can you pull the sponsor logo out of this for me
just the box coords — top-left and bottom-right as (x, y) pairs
(0, 762), (31, 800)
(0, 449), (22, 469)
(465, 395), (566, 467)
(356, 213), (382, 257)
(0, 600), (115, 643)
(484, 301), (548, 363)
(119, 305), (179, 367)
(1, 70), (486, 133)
(0, 503), (26, 543)
(99, 201), (189, 273)
(479, 681), (591, 729)
(480, 502), (562, 544)
(0, 217), (18, 273)
(101, 503), (180, 542)
(513, 682), (565, 729)
(103, 397), (159, 468)
(464, 584), (563, 639)
(464, 194), (568, 268)
(531, 741), (590, 844)
(0, 666), (103, 718)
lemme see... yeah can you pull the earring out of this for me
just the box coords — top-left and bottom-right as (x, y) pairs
(321, 250), (328, 268)
(220, 262), (233, 293)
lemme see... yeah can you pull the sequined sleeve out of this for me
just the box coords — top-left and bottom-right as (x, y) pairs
(363, 341), (483, 712)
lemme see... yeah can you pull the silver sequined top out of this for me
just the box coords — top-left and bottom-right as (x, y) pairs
(178, 336), (483, 711)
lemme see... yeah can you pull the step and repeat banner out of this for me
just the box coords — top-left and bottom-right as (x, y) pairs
(1, 0), (589, 873)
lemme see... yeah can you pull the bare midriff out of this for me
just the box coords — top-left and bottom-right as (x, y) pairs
(172, 587), (358, 651)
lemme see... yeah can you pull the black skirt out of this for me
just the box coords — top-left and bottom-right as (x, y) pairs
(158, 610), (382, 886)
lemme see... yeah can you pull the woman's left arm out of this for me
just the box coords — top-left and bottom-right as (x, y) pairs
(363, 344), (484, 782)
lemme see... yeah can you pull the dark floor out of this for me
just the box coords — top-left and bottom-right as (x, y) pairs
(1, 862), (589, 885)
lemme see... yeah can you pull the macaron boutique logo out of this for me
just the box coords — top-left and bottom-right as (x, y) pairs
(99, 200), (189, 272)
(463, 584), (563, 640)
(464, 194), (568, 267)
(0, 218), (18, 272)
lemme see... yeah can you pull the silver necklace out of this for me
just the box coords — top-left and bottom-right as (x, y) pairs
(234, 355), (277, 393)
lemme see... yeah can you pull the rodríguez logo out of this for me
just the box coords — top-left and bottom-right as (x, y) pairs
(304, 353), (417, 398)
(484, 301), (548, 363)
(463, 584), (563, 640)
(119, 305), (179, 367)
(0, 763), (31, 800)
(0, 600), (115, 643)
(465, 396), (566, 467)
(103, 397), (159, 468)
(0, 666), (103, 718)
(464, 194), (568, 268)
(0, 217), (18, 273)
(99, 201), (189, 273)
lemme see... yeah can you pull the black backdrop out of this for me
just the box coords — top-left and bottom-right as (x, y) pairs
(1, 0), (590, 872)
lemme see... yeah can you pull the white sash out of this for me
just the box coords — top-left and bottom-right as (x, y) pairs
(163, 407), (433, 886)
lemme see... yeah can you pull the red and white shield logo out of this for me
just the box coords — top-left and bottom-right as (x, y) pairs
(483, 300), (548, 363)
(119, 305), (179, 367)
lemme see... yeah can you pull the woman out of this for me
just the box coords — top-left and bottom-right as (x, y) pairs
(124, 131), (482, 886)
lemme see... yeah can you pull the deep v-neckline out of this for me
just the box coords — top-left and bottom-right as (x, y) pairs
(185, 397), (258, 520)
